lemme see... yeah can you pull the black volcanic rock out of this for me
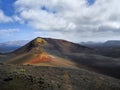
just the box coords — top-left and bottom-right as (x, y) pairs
(0, 64), (120, 90)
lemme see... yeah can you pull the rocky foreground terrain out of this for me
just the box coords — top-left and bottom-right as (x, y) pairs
(0, 64), (120, 90)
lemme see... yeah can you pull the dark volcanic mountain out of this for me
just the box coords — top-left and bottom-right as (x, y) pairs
(0, 37), (120, 90)
(3, 37), (95, 67)
(13, 37), (94, 55)
(0, 37), (120, 79)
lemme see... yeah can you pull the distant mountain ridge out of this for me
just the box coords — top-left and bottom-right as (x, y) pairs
(104, 40), (120, 46)
(80, 40), (120, 47)
(0, 40), (29, 46)
(80, 40), (120, 58)
(0, 40), (29, 53)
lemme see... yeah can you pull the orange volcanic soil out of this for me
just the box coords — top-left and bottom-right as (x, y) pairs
(28, 53), (52, 64)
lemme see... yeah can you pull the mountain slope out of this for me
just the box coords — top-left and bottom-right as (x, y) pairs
(4, 37), (94, 68)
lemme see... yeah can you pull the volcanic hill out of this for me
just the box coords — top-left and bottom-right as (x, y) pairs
(3, 37), (94, 68)
(0, 37), (120, 90)
(1, 37), (120, 79)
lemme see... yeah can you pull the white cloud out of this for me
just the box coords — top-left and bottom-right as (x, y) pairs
(14, 0), (120, 41)
(0, 10), (13, 23)
(13, 15), (24, 24)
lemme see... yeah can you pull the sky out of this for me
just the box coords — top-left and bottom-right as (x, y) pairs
(0, 0), (120, 43)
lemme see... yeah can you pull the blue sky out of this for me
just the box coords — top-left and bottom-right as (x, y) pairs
(0, 0), (40, 42)
(0, 0), (120, 42)
(87, 0), (95, 5)
(0, 0), (15, 16)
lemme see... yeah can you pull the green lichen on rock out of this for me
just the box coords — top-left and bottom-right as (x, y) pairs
(19, 68), (26, 73)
